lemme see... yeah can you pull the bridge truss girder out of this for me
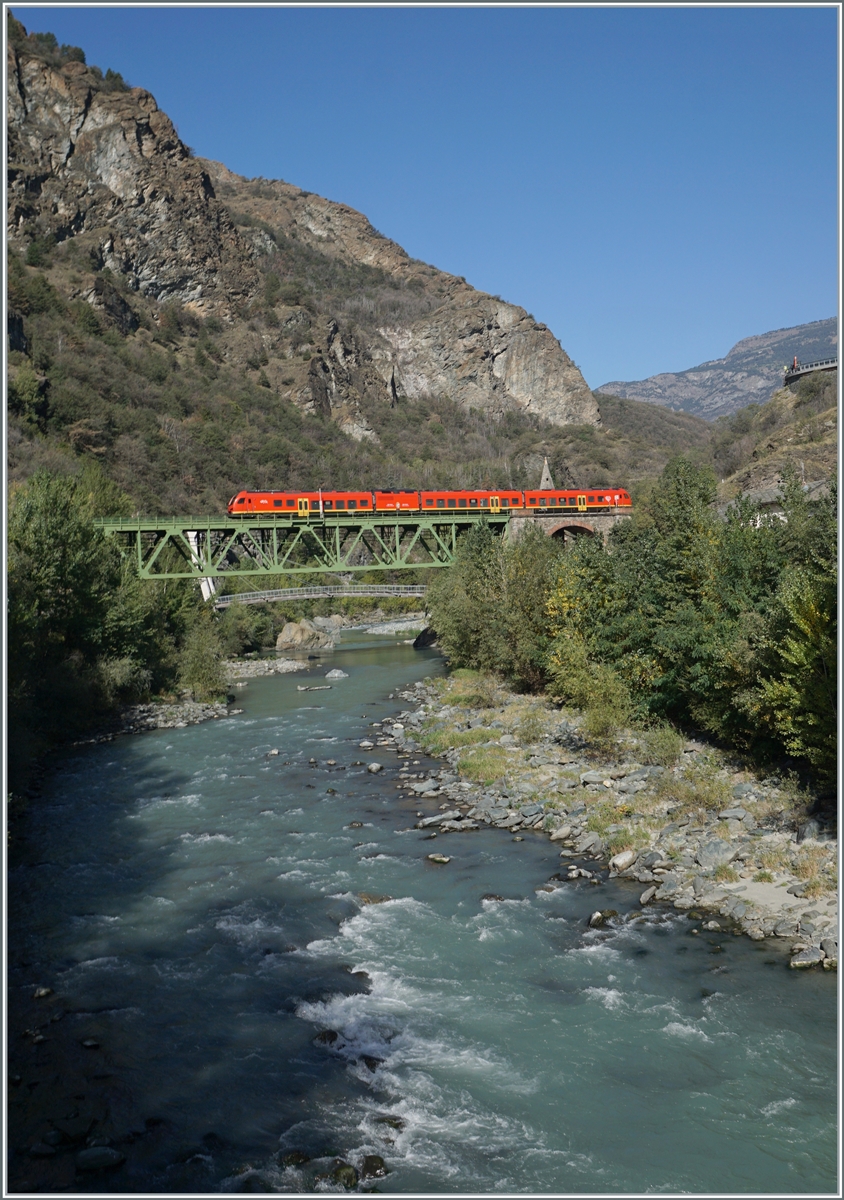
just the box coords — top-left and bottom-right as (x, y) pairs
(94, 513), (510, 579)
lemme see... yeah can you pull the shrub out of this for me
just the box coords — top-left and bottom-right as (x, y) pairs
(713, 864), (739, 882)
(178, 615), (227, 701)
(640, 724), (685, 766)
(752, 870), (774, 883)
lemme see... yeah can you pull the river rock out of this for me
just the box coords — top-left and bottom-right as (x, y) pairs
(796, 819), (821, 843)
(76, 1147), (126, 1171)
(550, 825), (572, 841)
(588, 909), (618, 927)
(367, 763), (383, 773)
(639, 885), (657, 905)
(325, 669), (348, 679)
(821, 938), (838, 960)
(361, 1155), (388, 1179)
(411, 779), (438, 794)
(427, 853), (451, 864)
(331, 1161), (359, 1189)
(276, 619), (335, 651)
(790, 946), (824, 969)
(695, 839), (738, 870)
(575, 831), (603, 854)
(609, 849), (637, 874)
(278, 1150), (310, 1167)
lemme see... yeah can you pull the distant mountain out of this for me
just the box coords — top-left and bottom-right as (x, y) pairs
(597, 318), (838, 420)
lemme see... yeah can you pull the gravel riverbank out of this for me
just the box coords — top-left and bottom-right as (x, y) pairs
(379, 675), (838, 971)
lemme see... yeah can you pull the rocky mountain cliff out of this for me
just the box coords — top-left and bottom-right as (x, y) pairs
(597, 318), (837, 420)
(6, 26), (598, 442)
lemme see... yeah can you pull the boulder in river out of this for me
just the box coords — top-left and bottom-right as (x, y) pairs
(276, 619), (335, 651)
(76, 1147), (126, 1171)
(331, 1161), (360, 1189)
(790, 947), (824, 969)
(609, 848), (637, 874)
(361, 1154), (388, 1178)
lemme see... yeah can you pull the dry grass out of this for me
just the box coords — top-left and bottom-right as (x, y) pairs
(753, 869), (774, 883)
(420, 725), (491, 755)
(457, 745), (511, 784)
(651, 761), (733, 816)
(585, 799), (652, 855)
(713, 864), (740, 883)
(639, 725), (685, 767)
(755, 843), (791, 872)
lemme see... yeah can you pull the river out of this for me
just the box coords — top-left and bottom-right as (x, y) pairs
(7, 636), (838, 1194)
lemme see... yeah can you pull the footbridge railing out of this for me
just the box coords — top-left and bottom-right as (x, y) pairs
(214, 583), (428, 608)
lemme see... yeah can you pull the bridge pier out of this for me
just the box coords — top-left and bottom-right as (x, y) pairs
(507, 510), (631, 544)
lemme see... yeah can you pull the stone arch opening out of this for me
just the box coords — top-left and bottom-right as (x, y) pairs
(548, 522), (596, 545)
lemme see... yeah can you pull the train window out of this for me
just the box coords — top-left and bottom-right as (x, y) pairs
(437, 498), (445, 508)
(425, 499), (434, 506)
(273, 499), (283, 507)
(588, 495), (595, 503)
(480, 498), (488, 507)
(323, 500), (333, 509)
(447, 499), (456, 508)
(360, 499), (369, 507)
(335, 499), (345, 509)
(310, 500), (319, 510)
(458, 498), (467, 508)
(539, 497), (546, 506)
(528, 498), (536, 505)
(501, 498), (510, 507)
(348, 499), (356, 509)
(237, 498), (246, 505)
(469, 498), (477, 507)
(286, 499), (295, 507)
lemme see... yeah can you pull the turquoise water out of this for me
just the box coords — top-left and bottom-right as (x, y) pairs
(8, 639), (838, 1193)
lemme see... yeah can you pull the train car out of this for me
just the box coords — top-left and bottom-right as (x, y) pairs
(228, 486), (632, 517)
(227, 490), (373, 514)
(419, 489), (524, 511)
(373, 490), (421, 511)
(521, 488), (632, 511)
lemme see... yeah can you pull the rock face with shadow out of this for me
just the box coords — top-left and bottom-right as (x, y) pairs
(7, 24), (598, 439)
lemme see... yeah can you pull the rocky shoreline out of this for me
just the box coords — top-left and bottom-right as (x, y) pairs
(376, 675), (838, 971)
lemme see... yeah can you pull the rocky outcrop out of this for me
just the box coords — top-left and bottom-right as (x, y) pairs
(7, 28), (598, 434)
(275, 619), (335, 652)
(7, 45), (258, 314)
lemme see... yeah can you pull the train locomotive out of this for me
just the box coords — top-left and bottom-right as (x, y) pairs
(227, 487), (632, 515)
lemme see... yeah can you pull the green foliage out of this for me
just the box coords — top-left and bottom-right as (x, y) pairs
(6, 467), (207, 787)
(639, 724), (685, 767)
(427, 523), (563, 692)
(178, 613), (227, 701)
(217, 601), (277, 657)
(543, 458), (836, 782)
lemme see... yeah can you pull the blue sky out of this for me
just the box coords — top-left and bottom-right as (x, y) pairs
(13, 5), (840, 386)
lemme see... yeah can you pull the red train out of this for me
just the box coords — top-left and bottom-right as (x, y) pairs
(227, 487), (632, 515)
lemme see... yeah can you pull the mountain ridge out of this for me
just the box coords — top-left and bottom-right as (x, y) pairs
(6, 23), (598, 441)
(597, 317), (837, 420)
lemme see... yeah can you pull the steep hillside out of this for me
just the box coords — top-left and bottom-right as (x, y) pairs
(6, 16), (597, 454)
(712, 369), (837, 497)
(597, 318), (837, 419)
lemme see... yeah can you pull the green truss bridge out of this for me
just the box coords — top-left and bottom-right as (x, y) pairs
(94, 510), (511, 581)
